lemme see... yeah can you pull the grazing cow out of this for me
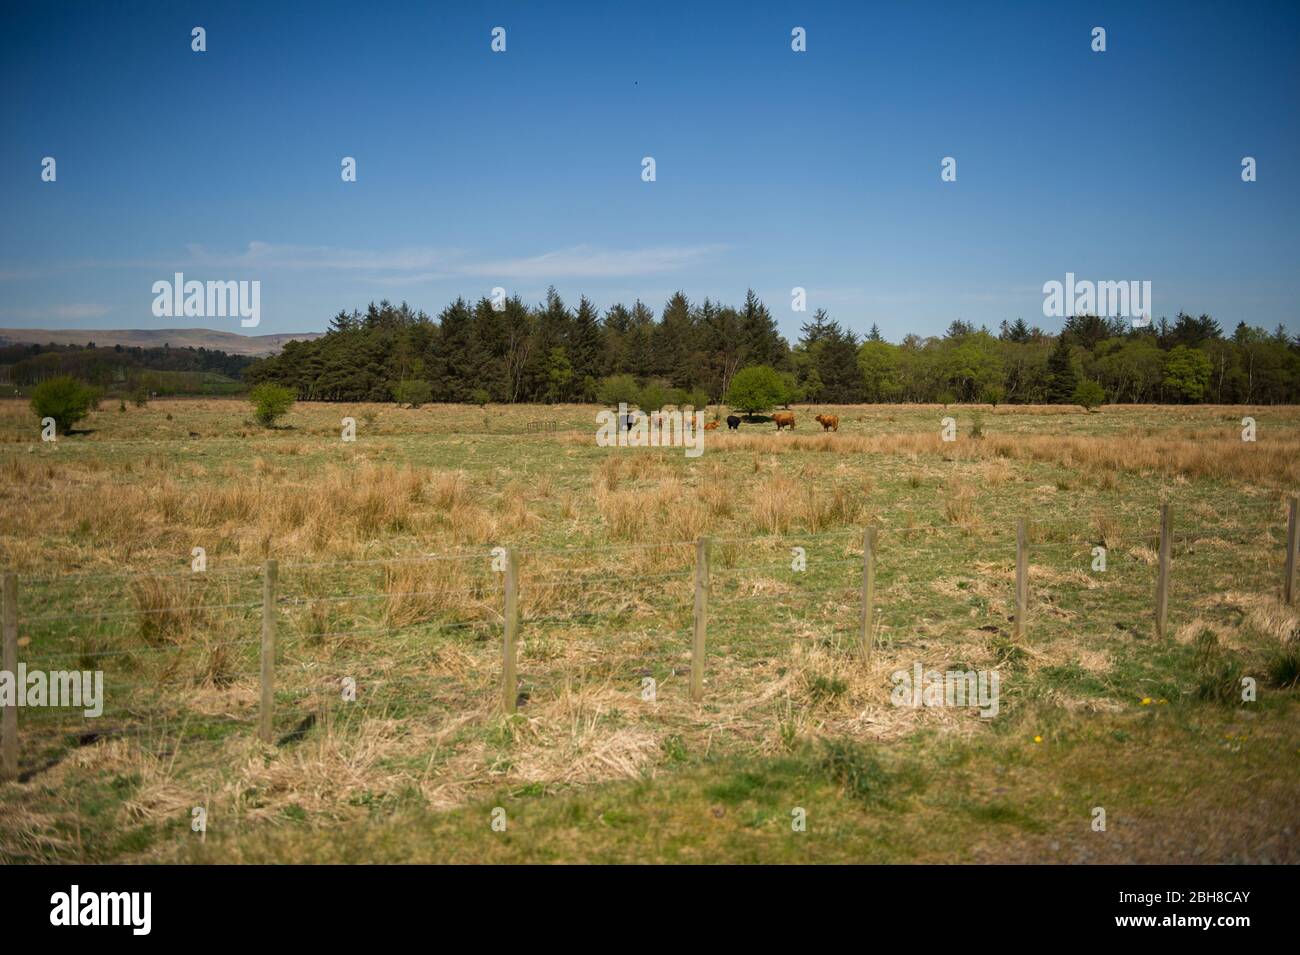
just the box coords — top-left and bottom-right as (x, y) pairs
(773, 411), (796, 431)
(726, 415), (741, 431)
(703, 420), (719, 431)
(814, 414), (839, 432)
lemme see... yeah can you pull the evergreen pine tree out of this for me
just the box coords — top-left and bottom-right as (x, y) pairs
(569, 296), (604, 395)
(739, 290), (787, 368)
(1045, 336), (1078, 402)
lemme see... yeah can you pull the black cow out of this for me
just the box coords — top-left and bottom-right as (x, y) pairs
(726, 415), (741, 430)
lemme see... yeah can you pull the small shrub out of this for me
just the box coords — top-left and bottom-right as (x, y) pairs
(1074, 379), (1106, 412)
(596, 373), (640, 408)
(682, 387), (710, 412)
(392, 379), (433, 407)
(249, 383), (296, 427)
(637, 379), (675, 413)
(30, 376), (99, 434)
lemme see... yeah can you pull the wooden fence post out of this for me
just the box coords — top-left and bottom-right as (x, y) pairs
(1285, 497), (1298, 607)
(859, 527), (877, 662)
(691, 537), (710, 702)
(502, 548), (519, 715)
(1156, 504), (1171, 638)
(2, 573), (17, 781)
(259, 559), (277, 743)
(1013, 518), (1028, 640)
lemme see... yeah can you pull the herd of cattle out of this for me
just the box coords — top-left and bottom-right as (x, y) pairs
(621, 412), (841, 432)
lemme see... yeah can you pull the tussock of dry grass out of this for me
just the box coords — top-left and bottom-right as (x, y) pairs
(595, 476), (709, 542)
(507, 682), (662, 785)
(749, 472), (867, 535)
(382, 559), (495, 628)
(943, 482), (979, 528)
(1129, 544), (1158, 565)
(1199, 592), (1300, 645)
(131, 575), (206, 646)
(0, 804), (77, 861)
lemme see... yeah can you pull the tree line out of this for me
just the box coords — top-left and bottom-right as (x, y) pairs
(241, 291), (1300, 406)
(0, 341), (253, 395)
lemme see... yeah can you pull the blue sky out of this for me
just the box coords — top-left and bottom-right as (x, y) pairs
(1, 0), (1297, 341)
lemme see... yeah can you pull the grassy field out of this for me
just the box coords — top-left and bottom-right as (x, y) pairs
(1, 398), (1297, 863)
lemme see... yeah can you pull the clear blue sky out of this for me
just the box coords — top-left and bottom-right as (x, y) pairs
(2, 0), (1297, 340)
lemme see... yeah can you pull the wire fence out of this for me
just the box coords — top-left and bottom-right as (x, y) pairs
(1, 498), (1297, 779)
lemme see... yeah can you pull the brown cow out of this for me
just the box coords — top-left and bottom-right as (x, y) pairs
(773, 411), (796, 431)
(703, 420), (719, 431)
(814, 414), (839, 432)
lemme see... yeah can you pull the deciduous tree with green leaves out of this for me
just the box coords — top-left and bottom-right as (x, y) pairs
(392, 379), (433, 407)
(250, 383), (296, 427)
(596, 373), (640, 408)
(1161, 345), (1213, 402)
(31, 376), (99, 434)
(1073, 379), (1106, 411)
(726, 365), (788, 416)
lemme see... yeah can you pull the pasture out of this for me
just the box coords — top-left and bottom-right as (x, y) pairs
(0, 398), (1297, 863)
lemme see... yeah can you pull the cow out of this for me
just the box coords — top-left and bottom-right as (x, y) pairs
(726, 415), (741, 431)
(773, 411), (796, 431)
(814, 414), (839, 432)
(703, 420), (719, 431)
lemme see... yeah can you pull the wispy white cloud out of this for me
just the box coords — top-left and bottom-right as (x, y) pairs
(179, 241), (728, 281)
(456, 244), (729, 279)
(0, 268), (48, 281)
(182, 242), (459, 273)
(1, 242), (729, 291)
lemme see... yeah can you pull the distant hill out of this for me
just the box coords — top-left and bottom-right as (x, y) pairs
(0, 327), (323, 356)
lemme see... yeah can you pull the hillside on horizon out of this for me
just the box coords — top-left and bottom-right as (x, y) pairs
(0, 326), (323, 356)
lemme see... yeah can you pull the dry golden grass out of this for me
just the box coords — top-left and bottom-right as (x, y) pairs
(943, 482), (979, 529)
(131, 575), (206, 646)
(0, 458), (527, 572)
(9, 399), (1290, 577)
(748, 471), (867, 535)
(595, 476), (709, 542)
(3, 399), (1298, 863)
(381, 559), (494, 629)
(719, 427), (1300, 488)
